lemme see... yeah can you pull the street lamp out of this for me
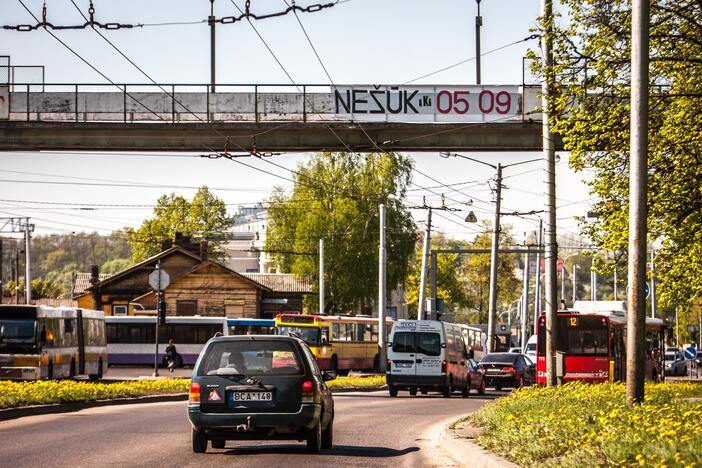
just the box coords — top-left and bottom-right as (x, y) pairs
(441, 152), (543, 353)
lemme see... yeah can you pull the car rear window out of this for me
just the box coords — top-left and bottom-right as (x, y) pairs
(197, 340), (303, 377)
(480, 353), (517, 364)
(391, 332), (441, 356)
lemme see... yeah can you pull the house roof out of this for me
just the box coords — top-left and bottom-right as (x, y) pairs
(175, 261), (273, 292)
(241, 273), (313, 293)
(74, 246), (201, 298)
(72, 272), (113, 298)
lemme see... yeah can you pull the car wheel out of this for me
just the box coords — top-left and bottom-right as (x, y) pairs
(306, 422), (322, 453)
(442, 384), (451, 398)
(421, 389), (428, 395)
(478, 379), (486, 395)
(211, 438), (225, 449)
(462, 380), (470, 398)
(409, 388), (417, 396)
(192, 428), (207, 453)
(516, 376), (524, 389)
(321, 418), (333, 449)
(388, 386), (398, 397)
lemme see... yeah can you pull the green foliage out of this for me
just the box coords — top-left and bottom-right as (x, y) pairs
(265, 152), (417, 314)
(2, 278), (63, 299)
(539, 0), (702, 311)
(127, 186), (234, 262)
(471, 381), (702, 466)
(101, 258), (131, 275)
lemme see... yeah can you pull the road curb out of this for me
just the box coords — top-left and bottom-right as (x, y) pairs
(330, 385), (386, 393)
(0, 393), (188, 422)
(441, 421), (519, 468)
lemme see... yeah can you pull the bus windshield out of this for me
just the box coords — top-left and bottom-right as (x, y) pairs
(0, 319), (36, 341)
(538, 315), (609, 356)
(277, 326), (320, 346)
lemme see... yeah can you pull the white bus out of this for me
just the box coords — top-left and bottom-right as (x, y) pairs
(0, 305), (107, 380)
(105, 316), (229, 367)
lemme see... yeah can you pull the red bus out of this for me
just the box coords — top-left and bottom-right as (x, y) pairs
(536, 301), (666, 385)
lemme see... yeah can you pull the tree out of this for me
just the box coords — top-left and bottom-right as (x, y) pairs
(2, 278), (62, 300)
(265, 152), (417, 314)
(540, 0), (702, 312)
(127, 186), (233, 262)
(101, 259), (131, 275)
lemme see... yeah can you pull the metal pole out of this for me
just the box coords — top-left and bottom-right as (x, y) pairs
(486, 164), (502, 353)
(13, 250), (19, 304)
(0, 238), (3, 305)
(521, 250), (530, 347)
(378, 205), (387, 372)
(533, 220), (542, 335)
(24, 222), (31, 305)
(675, 306), (679, 346)
(650, 250), (657, 319)
(153, 261), (161, 377)
(430, 252), (437, 320)
(614, 267), (618, 300)
(418, 208), (432, 321)
(560, 263), (566, 307)
(319, 238), (325, 314)
(209, 0), (216, 93)
(572, 264), (577, 305)
(475, 0), (482, 85)
(626, 0), (649, 406)
(591, 257), (596, 301)
(541, 0), (558, 387)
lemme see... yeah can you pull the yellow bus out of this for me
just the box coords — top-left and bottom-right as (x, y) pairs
(0, 305), (107, 380)
(274, 314), (392, 373)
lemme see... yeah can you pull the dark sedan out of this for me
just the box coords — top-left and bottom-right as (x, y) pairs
(478, 353), (536, 390)
(467, 358), (486, 395)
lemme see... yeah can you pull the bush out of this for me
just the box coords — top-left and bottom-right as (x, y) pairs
(470, 381), (702, 467)
(0, 379), (190, 409)
(326, 375), (385, 389)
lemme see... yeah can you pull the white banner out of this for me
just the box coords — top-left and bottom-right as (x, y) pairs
(332, 85), (521, 123)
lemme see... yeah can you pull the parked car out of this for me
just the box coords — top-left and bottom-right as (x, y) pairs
(664, 349), (687, 376)
(467, 358), (486, 395)
(187, 335), (336, 453)
(478, 353), (536, 390)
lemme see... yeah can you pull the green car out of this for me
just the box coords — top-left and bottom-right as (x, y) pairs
(187, 335), (336, 453)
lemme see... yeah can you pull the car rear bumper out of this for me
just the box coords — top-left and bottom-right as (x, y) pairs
(386, 373), (447, 389)
(483, 374), (519, 388)
(187, 403), (321, 438)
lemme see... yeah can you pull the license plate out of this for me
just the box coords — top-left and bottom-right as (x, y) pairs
(394, 362), (412, 368)
(231, 392), (273, 402)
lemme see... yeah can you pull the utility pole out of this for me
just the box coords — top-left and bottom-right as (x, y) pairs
(650, 250), (657, 318)
(475, 0), (482, 84)
(430, 251), (437, 318)
(534, 220), (543, 335)
(24, 224), (32, 304)
(319, 238), (325, 314)
(0, 238), (3, 304)
(613, 266), (618, 300)
(521, 248), (530, 348)
(626, 0), (649, 406)
(418, 208), (433, 321)
(378, 205), (387, 372)
(560, 264), (566, 307)
(572, 264), (578, 306)
(486, 164), (502, 353)
(541, 0), (559, 387)
(14, 250), (19, 304)
(591, 256), (597, 301)
(208, 0), (216, 93)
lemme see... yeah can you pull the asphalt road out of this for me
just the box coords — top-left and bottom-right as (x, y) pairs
(0, 389), (500, 467)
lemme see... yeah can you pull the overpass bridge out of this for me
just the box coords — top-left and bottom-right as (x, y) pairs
(0, 83), (560, 153)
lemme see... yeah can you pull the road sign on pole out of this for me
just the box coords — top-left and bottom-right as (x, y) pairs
(684, 345), (697, 361)
(149, 268), (170, 291)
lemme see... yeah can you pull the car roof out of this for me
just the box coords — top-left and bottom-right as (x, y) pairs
(207, 334), (305, 346)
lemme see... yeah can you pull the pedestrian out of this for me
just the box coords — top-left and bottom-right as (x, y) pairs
(165, 338), (178, 373)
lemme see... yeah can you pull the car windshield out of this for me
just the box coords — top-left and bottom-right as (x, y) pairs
(664, 352), (677, 361)
(276, 326), (320, 346)
(525, 343), (536, 353)
(0, 319), (36, 341)
(480, 353), (517, 364)
(197, 340), (304, 377)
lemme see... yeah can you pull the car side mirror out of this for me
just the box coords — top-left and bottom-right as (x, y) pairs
(322, 370), (337, 381)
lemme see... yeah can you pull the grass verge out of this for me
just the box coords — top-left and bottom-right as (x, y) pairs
(0, 379), (190, 409)
(469, 381), (702, 467)
(326, 375), (386, 390)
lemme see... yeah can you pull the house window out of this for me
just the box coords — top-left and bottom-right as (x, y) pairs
(176, 300), (197, 316)
(112, 305), (128, 316)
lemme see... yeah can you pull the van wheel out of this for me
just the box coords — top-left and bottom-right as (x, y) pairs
(192, 428), (207, 453)
(462, 380), (470, 398)
(478, 379), (486, 395)
(306, 422), (322, 453)
(388, 386), (398, 397)
(211, 438), (225, 449)
(321, 418), (333, 449)
(409, 388), (417, 396)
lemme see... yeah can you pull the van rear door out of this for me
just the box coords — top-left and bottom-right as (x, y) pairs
(389, 330), (417, 383)
(414, 328), (443, 379)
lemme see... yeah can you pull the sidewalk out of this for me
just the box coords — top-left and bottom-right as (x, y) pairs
(440, 418), (519, 468)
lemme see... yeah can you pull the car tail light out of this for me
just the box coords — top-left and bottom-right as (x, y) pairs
(502, 366), (517, 375)
(302, 380), (315, 403)
(441, 360), (447, 373)
(189, 382), (201, 404)
(386, 359), (391, 369)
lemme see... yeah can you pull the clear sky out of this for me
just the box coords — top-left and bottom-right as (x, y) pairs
(0, 0), (592, 243)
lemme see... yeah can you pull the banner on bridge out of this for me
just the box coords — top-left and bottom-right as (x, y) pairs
(332, 85), (521, 123)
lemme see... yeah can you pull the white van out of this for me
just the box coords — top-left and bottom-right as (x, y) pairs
(523, 335), (537, 363)
(386, 320), (470, 397)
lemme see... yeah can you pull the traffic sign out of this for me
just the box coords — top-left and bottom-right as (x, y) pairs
(684, 346), (697, 361)
(625, 282), (650, 299)
(148, 268), (170, 291)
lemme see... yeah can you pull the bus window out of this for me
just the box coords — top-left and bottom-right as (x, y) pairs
(332, 323), (340, 341)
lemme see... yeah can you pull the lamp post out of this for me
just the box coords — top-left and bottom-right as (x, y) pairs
(572, 264), (580, 305)
(475, 0), (482, 84)
(441, 152), (542, 353)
